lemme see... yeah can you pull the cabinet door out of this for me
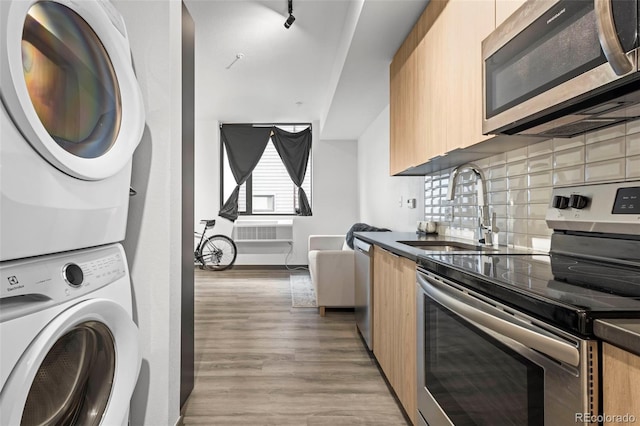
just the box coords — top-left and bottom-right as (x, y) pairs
(602, 343), (640, 424)
(372, 246), (398, 384)
(390, 52), (419, 175)
(389, 0), (449, 175)
(495, 0), (527, 28)
(395, 256), (417, 425)
(389, 58), (404, 175)
(417, 22), (447, 162)
(445, 0), (494, 151)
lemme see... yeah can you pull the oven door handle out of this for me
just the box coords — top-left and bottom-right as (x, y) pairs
(595, 0), (634, 76)
(418, 273), (580, 367)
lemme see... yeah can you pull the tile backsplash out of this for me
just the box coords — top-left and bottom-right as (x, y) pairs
(424, 120), (640, 252)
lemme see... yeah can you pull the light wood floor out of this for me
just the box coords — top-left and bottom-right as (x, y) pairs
(182, 269), (409, 425)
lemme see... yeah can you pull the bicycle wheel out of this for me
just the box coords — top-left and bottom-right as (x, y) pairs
(199, 235), (237, 271)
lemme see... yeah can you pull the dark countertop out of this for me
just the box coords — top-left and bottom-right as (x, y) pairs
(356, 232), (640, 353)
(353, 231), (533, 261)
(594, 319), (640, 357)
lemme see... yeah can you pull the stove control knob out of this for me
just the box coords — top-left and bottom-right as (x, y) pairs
(63, 263), (84, 287)
(552, 195), (569, 209)
(569, 194), (589, 209)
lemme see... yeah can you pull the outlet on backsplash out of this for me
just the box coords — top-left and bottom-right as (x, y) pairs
(444, 206), (453, 222)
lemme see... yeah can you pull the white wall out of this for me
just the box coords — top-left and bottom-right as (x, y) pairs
(116, 1), (182, 425)
(194, 118), (221, 231)
(194, 121), (359, 265)
(358, 105), (424, 231)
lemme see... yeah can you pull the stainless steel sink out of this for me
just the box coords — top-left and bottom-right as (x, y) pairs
(397, 240), (497, 252)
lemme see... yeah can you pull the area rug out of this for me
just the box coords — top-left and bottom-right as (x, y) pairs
(290, 274), (317, 308)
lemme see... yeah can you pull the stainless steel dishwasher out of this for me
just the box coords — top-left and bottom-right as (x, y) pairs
(354, 238), (373, 350)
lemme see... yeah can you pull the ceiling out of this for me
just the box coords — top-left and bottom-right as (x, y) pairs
(183, 0), (429, 140)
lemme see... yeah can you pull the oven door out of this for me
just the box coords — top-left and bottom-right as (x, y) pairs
(416, 269), (598, 426)
(482, 0), (639, 136)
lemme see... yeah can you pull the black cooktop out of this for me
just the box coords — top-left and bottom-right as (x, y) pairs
(417, 253), (640, 336)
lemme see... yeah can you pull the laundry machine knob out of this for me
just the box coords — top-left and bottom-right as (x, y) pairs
(63, 263), (84, 287)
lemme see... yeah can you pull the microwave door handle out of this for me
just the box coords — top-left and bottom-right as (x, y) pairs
(418, 273), (580, 367)
(595, 0), (634, 75)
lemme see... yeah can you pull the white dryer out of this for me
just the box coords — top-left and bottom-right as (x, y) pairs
(0, 0), (145, 261)
(0, 243), (140, 426)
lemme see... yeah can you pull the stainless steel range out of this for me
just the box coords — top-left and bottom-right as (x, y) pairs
(416, 181), (640, 426)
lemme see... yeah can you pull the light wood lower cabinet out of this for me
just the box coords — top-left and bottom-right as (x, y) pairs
(373, 245), (399, 385)
(602, 343), (640, 425)
(372, 246), (417, 424)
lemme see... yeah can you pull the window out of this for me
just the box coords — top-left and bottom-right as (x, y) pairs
(221, 125), (312, 215)
(253, 195), (274, 213)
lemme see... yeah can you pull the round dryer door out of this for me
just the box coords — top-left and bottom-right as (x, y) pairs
(0, 0), (144, 180)
(0, 299), (140, 426)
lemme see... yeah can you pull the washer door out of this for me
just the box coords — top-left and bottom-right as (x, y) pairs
(0, 298), (140, 426)
(0, 0), (144, 181)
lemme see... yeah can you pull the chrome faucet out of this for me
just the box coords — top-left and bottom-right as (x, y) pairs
(447, 163), (498, 246)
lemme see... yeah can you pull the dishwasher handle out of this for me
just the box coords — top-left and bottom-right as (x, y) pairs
(418, 271), (580, 367)
(353, 239), (372, 255)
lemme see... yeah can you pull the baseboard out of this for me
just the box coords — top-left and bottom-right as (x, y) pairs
(227, 264), (308, 270)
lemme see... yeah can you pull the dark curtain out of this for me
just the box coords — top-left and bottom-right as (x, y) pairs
(271, 127), (312, 216)
(218, 125), (272, 221)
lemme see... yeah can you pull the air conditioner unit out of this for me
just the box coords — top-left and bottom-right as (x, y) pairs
(232, 220), (293, 243)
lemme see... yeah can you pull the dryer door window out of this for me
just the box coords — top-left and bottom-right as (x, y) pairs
(20, 321), (116, 426)
(21, 1), (122, 159)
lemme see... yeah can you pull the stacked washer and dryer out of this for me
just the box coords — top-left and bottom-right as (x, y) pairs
(0, 0), (145, 425)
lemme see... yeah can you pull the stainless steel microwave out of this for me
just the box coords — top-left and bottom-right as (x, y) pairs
(482, 0), (640, 138)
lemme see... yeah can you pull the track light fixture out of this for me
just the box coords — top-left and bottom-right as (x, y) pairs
(284, 0), (295, 29)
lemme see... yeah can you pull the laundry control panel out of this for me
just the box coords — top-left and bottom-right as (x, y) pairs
(0, 245), (127, 312)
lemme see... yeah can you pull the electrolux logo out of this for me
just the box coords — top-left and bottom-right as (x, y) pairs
(6, 275), (24, 292)
(547, 7), (566, 25)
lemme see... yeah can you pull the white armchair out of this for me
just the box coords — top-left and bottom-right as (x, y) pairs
(307, 235), (355, 316)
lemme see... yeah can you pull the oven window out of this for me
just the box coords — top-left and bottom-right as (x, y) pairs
(425, 300), (544, 425)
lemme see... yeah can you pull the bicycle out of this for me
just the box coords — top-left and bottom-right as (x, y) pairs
(194, 220), (237, 271)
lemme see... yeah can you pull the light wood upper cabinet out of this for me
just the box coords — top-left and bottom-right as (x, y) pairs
(389, 0), (500, 174)
(602, 343), (640, 424)
(418, 13), (447, 163)
(372, 246), (417, 424)
(495, 0), (527, 28)
(445, 0), (494, 151)
(390, 51), (418, 175)
(389, 0), (448, 175)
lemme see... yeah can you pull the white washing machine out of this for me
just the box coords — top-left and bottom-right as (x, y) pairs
(0, 243), (140, 426)
(0, 0), (145, 261)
